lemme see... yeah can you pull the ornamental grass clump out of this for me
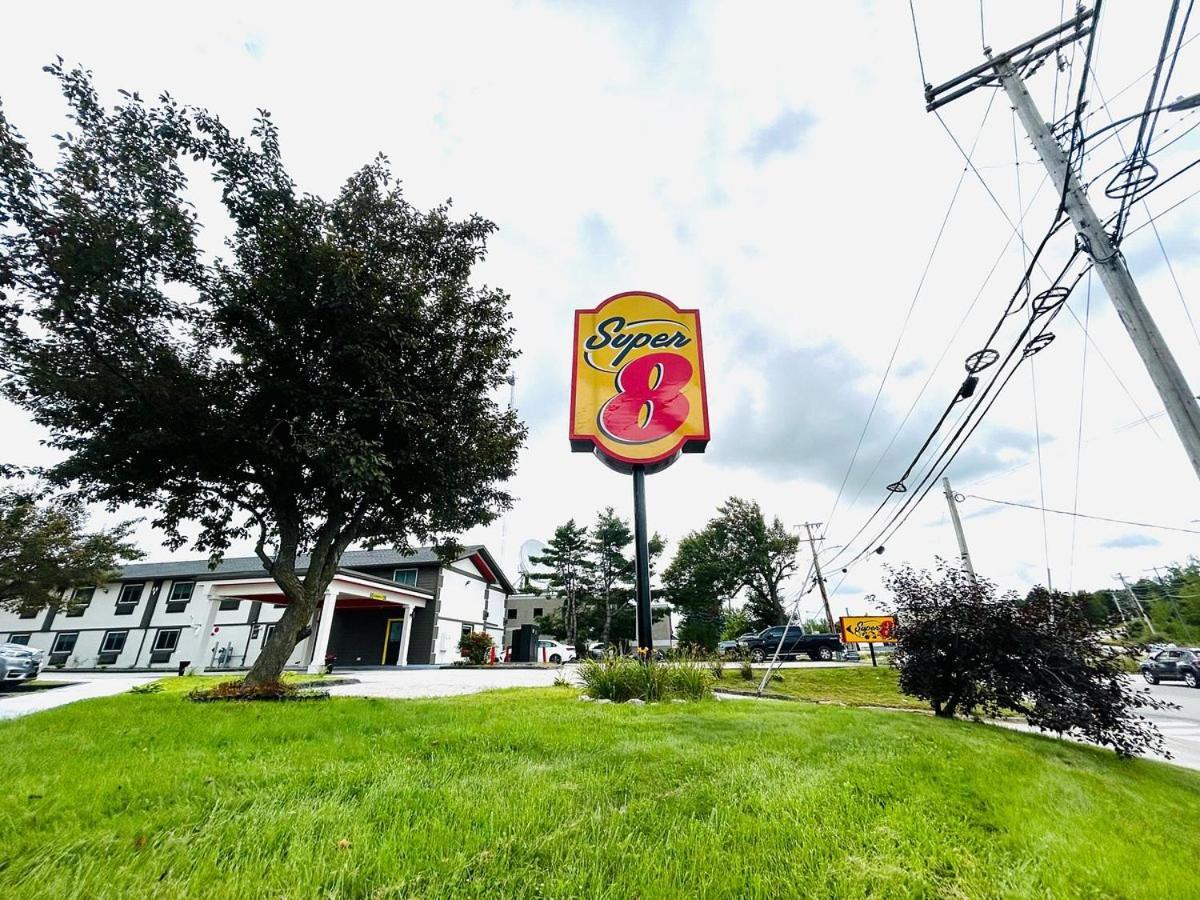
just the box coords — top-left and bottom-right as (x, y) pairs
(578, 652), (713, 702)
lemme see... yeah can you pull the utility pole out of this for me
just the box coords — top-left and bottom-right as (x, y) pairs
(925, 9), (1200, 483)
(802, 522), (837, 633)
(941, 477), (977, 579)
(1117, 572), (1156, 634)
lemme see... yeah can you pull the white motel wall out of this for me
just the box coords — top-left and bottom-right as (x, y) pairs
(0, 546), (511, 672)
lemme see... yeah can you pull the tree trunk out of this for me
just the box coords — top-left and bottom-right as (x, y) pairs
(244, 592), (317, 685)
(602, 588), (612, 647)
(243, 517), (354, 685)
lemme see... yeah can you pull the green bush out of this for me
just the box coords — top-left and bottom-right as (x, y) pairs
(458, 630), (495, 665)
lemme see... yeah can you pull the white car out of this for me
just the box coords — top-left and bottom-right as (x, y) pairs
(537, 639), (576, 664)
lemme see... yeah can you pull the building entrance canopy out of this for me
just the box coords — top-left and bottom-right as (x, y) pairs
(194, 569), (429, 675)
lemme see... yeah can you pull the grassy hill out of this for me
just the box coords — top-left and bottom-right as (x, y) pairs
(0, 686), (1197, 897)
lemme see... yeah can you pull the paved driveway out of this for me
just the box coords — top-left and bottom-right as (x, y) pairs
(327, 666), (568, 699)
(0, 672), (158, 721)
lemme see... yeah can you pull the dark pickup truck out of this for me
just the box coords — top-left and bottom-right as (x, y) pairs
(743, 626), (843, 662)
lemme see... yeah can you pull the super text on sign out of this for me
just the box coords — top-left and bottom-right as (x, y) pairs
(569, 291), (709, 472)
(839, 616), (898, 645)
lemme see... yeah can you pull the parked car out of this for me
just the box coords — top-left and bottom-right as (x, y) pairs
(537, 639), (576, 664)
(742, 626), (843, 662)
(0, 642), (44, 687)
(585, 641), (609, 659)
(1141, 647), (1200, 687)
(717, 633), (758, 656)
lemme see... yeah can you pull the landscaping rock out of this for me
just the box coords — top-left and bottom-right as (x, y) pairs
(578, 695), (594, 702)
(627, 698), (646, 706)
(594, 698), (612, 705)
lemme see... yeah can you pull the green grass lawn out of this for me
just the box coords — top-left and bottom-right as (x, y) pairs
(0, 687), (1197, 898)
(715, 664), (927, 709)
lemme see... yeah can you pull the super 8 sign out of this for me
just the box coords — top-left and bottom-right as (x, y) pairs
(839, 616), (899, 644)
(570, 291), (709, 471)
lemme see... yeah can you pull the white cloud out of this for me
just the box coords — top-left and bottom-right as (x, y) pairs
(2, 0), (1199, 623)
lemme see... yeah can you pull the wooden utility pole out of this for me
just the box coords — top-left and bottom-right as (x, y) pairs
(1117, 573), (1156, 634)
(925, 7), (1200, 483)
(802, 522), (836, 633)
(941, 477), (976, 579)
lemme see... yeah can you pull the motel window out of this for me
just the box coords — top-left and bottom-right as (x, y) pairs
(114, 583), (144, 615)
(164, 581), (195, 614)
(533, 608), (543, 618)
(6, 633), (31, 646)
(261, 624), (275, 644)
(152, 629), (181, 653)
(218, 597), (242, 611)
(17, 605), (38, 619)
(392, 568), (418, 587)
(65, 586), (95, 617)
(149, 628), (182, 664)
(97, 630), (128, 665)
(461, 624), (473, 639)
(51, 632), (79, 655)
(100, 630), (128, 653)
(507, 609), (517, 620)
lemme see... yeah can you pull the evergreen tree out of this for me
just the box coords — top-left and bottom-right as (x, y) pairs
(528, 520), (590, 650)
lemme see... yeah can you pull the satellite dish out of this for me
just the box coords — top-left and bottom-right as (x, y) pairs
(518, 539), (549, 585)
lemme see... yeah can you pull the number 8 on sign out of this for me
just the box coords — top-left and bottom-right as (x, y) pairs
(599, 352), (693, 444)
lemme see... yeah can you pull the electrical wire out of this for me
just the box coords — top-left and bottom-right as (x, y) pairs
(1067, 270), (1093, 591)
(824, 90), (1000, 536)
(964, 493), (1200, 535)
(909, 0), (928, 88)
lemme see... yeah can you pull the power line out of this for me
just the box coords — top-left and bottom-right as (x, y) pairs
(964, 493), (1200, 535)
(908, 0), (928, 88)
(824, 90), (999, 535)
(1068, 270), (1093, 591)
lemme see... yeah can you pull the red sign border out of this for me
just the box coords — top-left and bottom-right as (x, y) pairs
(570, 290), (711, 467)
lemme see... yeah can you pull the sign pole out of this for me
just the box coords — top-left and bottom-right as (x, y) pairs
(632, 464), (653, 656)
(868, 642), (877, 668)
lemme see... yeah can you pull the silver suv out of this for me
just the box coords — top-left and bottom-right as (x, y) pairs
(0, 643), (44, 686)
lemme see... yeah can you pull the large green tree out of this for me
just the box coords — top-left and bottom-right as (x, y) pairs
(714, 498), (800, 629)
(529, 520), (591, 650)
(585, 508), (632, 647)
(662, 526), (731, 649)
(0, 487), (142, 613)
(0, 64), (524, 683)
(662, 497), (801, 637)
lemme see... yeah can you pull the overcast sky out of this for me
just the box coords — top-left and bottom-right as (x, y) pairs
(3, 1), (1199, 619)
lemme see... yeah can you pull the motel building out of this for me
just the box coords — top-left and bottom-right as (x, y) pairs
(0, 546), (513, 674)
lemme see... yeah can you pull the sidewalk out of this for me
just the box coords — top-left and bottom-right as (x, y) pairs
(0, 673), (157, 721)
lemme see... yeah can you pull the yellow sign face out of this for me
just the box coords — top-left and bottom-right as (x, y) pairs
(570, 291), (709, 470)
(839, 616), (898, 644)
(369, 591), (387, 601)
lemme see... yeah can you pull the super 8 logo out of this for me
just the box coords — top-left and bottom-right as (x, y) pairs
(570, 291), (710, 471)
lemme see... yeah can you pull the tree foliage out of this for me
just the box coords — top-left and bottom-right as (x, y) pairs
(713, 498), (800, 629)
(0, 488), (142, 612)
(660, 496), (801, 645)
(887, 561), (1173, 758)
(528, 520), (590, 650)
(529, 510), (663, 648)
(0, 64), (524, 682)
(662, 526), (729, 650)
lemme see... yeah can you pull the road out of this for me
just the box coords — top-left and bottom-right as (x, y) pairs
(1139, 679), (1200, 770)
